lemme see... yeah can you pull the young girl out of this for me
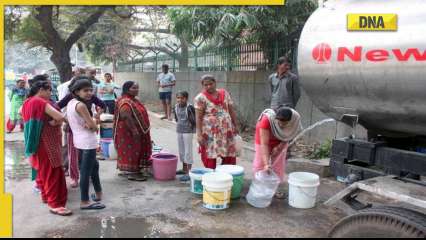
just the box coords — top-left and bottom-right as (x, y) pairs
(174, 91), (196, 182)
(67, 79), (105, 210)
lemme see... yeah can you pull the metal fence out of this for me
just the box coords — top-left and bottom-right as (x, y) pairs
(117, 40), (298, 73)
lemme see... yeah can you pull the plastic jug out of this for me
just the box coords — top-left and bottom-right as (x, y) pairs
(246, 170), (280, 208)
(234, 135), (244, 156)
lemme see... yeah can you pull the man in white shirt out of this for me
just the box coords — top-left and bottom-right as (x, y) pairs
(57, 67), (85, 101)
(156, 64), (176, 120)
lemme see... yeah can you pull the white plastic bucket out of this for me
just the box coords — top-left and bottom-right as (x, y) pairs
(288, 172), (320, 209)
(100, 113), (114, 122)
(202, 172), (233, 210)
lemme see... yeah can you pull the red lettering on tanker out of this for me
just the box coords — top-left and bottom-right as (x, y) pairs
(392, 49), (426, 61)
(337, 47), (362, 61)
(312, 43), (332, 63)
(313, 44), (426, 62)
(366, 50), (389, 62)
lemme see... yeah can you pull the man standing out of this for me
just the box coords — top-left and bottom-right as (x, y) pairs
(269, 57), (301, 109)
(157, 64), (176, 120)
(98, 73), (120, 114)
(86, 67), (101, 96)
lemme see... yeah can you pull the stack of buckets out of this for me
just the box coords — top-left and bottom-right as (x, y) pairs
(191, 165), (245, 210)
(202, 172), (233, 210)
(99, 114), (114, 159)
(215, 165), (245, 200)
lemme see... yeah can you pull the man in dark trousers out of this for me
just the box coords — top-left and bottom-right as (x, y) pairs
(269, 57), (301, 109)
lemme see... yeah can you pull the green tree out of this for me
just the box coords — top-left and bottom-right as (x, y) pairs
(166, 1), (316, 66)
(5, 6), (137, 82)
(81, 13), (135, 73)
(127, 7), (190, 71)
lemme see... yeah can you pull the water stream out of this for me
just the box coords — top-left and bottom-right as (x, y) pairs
(289, 118), (336, 146)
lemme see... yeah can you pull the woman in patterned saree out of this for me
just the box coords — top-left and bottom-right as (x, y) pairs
(114, 81), (152, 181)
(22, 81), (72, 216)
(194, 75), (239, 169)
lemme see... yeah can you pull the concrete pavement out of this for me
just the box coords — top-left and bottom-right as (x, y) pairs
(5, 113), (348, 238)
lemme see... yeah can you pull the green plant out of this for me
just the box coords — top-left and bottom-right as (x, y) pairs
(309, 139), (332, 160)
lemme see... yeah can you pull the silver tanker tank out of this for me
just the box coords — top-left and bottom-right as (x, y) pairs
(297, 0), (426, 136)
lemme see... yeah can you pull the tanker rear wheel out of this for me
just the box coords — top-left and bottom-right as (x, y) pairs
(329, 206), (426, 238)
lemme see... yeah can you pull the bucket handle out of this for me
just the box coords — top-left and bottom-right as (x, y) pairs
(296, 186), (318, 198)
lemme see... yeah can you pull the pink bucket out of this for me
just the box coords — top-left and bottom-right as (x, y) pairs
(151, 153), (178, 181)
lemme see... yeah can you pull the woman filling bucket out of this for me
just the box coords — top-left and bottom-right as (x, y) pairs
(252, 106), (302, 198)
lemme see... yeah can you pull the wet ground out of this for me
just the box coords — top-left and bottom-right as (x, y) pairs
(5, 141), (32, 181)
(5, 113), (349, 238)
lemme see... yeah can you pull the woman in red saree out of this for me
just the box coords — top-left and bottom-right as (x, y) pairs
(114, 81), (152, 181)
(22, 81), (72, 216)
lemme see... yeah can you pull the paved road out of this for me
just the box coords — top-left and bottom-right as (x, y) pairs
(5, 113), (347, 238)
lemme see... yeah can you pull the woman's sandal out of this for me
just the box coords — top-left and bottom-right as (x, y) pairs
(50, 207), (73, 216)
(118, 172), (131, 177)
(80, 202), (106, 210)
(127, 174), (147, 182)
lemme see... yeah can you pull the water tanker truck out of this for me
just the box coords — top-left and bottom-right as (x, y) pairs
(297, 0), (426, 237)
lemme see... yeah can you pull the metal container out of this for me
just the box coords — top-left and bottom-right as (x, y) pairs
(297, 0), (426, 136)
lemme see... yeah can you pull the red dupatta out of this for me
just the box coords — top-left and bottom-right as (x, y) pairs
(202, 89), (226, 107)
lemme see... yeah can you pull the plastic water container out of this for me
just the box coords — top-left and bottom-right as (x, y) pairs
(215, 165), (245, 199)
(246, 170), (280, 208)
(189, 168), (214, 195)
(288, 172), (320, 209)
(100, 113), (114, 122)
(234, 135), (244, 156)
(202, 172), (233, 210)
(100, 139), (112, 158)
(151, 153), (178, 181)
(100, 128), (113, 139)
(108, 142), (118, 160)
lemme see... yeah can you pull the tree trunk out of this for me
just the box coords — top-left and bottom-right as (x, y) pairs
(34, 6), (107, 83)
(179, 37), (189, 71)
(113, 58), (117, 76)
(50, 47), (73, 83)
